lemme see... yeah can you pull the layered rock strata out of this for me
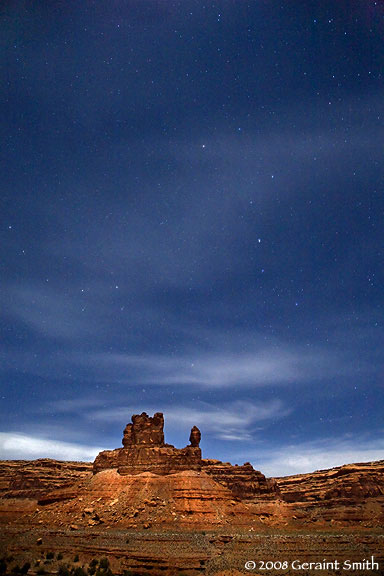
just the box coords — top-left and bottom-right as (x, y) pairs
(2, 414), (384, 534)
(93, 412), (280, 506)
(0, 459), (92, 500)
(275, 460), (384, 503)
(0, 459), (92, 523)
(202, 459), (280, 500)
(93, 412), (202, 475)
(33, 468), (254, 529)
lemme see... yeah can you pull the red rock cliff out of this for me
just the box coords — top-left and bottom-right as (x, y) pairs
(93, 412), (202, 475)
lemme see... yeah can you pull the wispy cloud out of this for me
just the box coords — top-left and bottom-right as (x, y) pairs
(0, 399), (287, 459)
(0, 432), (102, 461)
(3, 284), (94, 340)
(76, 345), (349, 387)
(0, 340), (355, 389)
(88, 399), (290, 442)
(2, 423), (382, 478)
(246, 436), (384, 477)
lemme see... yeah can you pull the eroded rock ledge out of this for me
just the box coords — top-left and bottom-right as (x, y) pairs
(93, 412), (202, 476)
(92, 412), (279, 500)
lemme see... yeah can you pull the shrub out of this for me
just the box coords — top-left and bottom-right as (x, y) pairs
(21, 562), (31, 574)
(72, 567), (88, 576)
(88, 559), (98, 574)
(57, 553), (64, 561)
(74, 555), (79, 563)
(0, 559), (6, 575)
(95, 558), (112, 576)
(46, 553), (54, 560)
(96, 568), (113, 576)
(99, 559), (109, 571)
(58, 565), (70, 576)
(95, 570), (112, 576)
(12, 564), (31, 575)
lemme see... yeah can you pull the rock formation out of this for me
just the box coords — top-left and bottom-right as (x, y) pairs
(202, 460), (280, 500)
(93, 412), (202, 475)
(274, 460), (384, 526)
(122, 412), (165, 447)
(0, 459), (92, 500)
(1, 417), (384, 576)
(92, 412), (283, 511)
(0, 459), (92, 523)
(275, 460), (384, 503)
(189, 425), (201, 447)
(2, 414), (384, 535)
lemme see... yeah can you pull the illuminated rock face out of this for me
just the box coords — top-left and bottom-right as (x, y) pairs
(92, 412), (280, 502)
(93, 412), (202, 476)
(122, 412), (165, 447)
(189, 426), (201, 448)
(202, 460), (280, 500)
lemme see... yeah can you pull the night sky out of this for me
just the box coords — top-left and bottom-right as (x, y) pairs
(1, 1), (384, 476)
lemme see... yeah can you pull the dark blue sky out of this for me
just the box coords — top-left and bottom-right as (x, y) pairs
(1, 1), (383, 476)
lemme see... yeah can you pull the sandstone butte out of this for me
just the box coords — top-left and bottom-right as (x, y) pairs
(0, 412), (383, 528)
(0, 413), (384, 575)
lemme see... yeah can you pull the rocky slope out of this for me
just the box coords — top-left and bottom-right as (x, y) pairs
(0, 459), (92, 523)
(1, 413), (384, 574)
(1, 414), (384, 529)
(274, 460), (384, 527)
(2, 457), (383, 528)
(276, 460), (384, 502)
(35, 468), (255, 530)
(0, 459), (92, 499)
(202, 459), (280, 501)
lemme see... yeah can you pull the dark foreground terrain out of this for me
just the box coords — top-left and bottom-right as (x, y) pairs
(2, 523), (384, 576)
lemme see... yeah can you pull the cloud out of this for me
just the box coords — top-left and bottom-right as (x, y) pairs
(0, 432), (102, 461)
(0, 338), (354, 390)
(247, 436), (384, 477)
(47, 397), (107, 413)
(3, 284), (93, 340)
(88, 399), (289, 442)
(0, 399), (287, 459)
(39, 117), (375, 296)
(2, 420), (382, 479)
(164, 401), (288, 441)
(79, 345), (348, 387)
